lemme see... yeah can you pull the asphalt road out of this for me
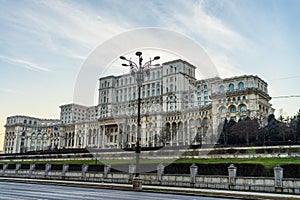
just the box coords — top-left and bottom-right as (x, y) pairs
(0, 181), (236, 200)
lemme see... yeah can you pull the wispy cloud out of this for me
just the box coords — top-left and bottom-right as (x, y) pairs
(0, 88), (18, 94)
(21, 0), (127, 55)
(135, 1), (247, 77)
(0, 55), (51, 72)
(144, 1), (247, 51)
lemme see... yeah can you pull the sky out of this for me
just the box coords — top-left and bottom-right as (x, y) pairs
(0, 0), (300, 151)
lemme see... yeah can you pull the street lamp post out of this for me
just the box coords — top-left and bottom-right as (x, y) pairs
(120, 51), (160, 190)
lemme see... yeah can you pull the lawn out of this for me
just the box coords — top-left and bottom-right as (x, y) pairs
(1, 157), (300, 169)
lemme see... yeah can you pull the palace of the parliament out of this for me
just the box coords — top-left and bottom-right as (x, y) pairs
(4, 59), (273, 154)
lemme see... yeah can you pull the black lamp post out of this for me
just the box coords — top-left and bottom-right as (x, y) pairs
(120, 51), (160, 189)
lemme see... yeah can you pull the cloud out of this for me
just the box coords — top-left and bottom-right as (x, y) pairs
(27, 0), (127, 53)
(0, 55), (51, 72)
(0, 88), (18, 94)
(144, 1), (247, 51)
(134, 1), (248, 77)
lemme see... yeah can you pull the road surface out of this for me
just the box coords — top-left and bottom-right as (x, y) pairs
(0, 181), (236, 200)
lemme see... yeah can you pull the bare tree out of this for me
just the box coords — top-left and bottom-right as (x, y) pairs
(159, 126), (171, 146)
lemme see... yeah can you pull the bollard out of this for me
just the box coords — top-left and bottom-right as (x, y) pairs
(62, 164), (69, 178)
(228, 164), (237, 190)
(82, 164), (89, 179)
(190, 164), (198, 187)
(274, 164), (283, 192)
(128, 164), (136, 183)
(104, 164), (111, 179)
(157, 163), (165, 182)
(45, 163), (51, 176)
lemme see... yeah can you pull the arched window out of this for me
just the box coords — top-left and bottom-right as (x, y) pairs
(238, 82), (244, 90)
(170, 84), (174, 92)
(189, 119), (195, 126)
(229, 83), (234, 91)
(220, 107), (227, 114)
(196, 118), (201, 126)
(204, 84), (208, 89)
(230, 106), (236, 113)
(219, 85), (225, 92)
(240, 105), (247, 112)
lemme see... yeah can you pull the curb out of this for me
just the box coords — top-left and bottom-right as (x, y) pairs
(0, 177), (299, 200)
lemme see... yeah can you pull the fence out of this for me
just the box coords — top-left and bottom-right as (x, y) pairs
(0, 163), (299, 194)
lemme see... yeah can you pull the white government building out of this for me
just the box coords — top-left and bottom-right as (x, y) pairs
(4, 59), (273, 154)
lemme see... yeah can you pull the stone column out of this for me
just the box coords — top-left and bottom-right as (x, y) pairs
(104, 164), (111, 179)
(128, 164), (136, 183)
(29, 164), (36, 177)
(187, 122), (190, 145)
(82, 164), (89, 179)
(102, 126), (106, 149)
(176, 123), (179, 146)
(45, 163), (51, 177)
(74, 131), (77, 148)
(117, 125), (120, 148)
(274, 164), (283, 192)
(62, 164), (69, 178)
(157, 163), (165, 182)
(228, 164), (237, 190)
(183, 122), (186, 145)
(97, 128), (101, 149)
(190, 164), (198, 187)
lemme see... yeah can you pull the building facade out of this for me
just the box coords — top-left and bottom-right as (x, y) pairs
(3, 59), (273, 154)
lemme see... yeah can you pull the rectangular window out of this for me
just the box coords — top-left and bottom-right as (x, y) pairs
(157, 89), (160, 95)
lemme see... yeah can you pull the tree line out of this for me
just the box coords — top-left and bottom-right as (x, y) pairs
(218, 109), (300, 146)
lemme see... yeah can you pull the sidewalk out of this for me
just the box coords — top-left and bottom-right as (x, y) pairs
(0, 177), (299, 199)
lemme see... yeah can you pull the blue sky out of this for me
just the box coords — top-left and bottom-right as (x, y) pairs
(0, 0), (300, 149)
